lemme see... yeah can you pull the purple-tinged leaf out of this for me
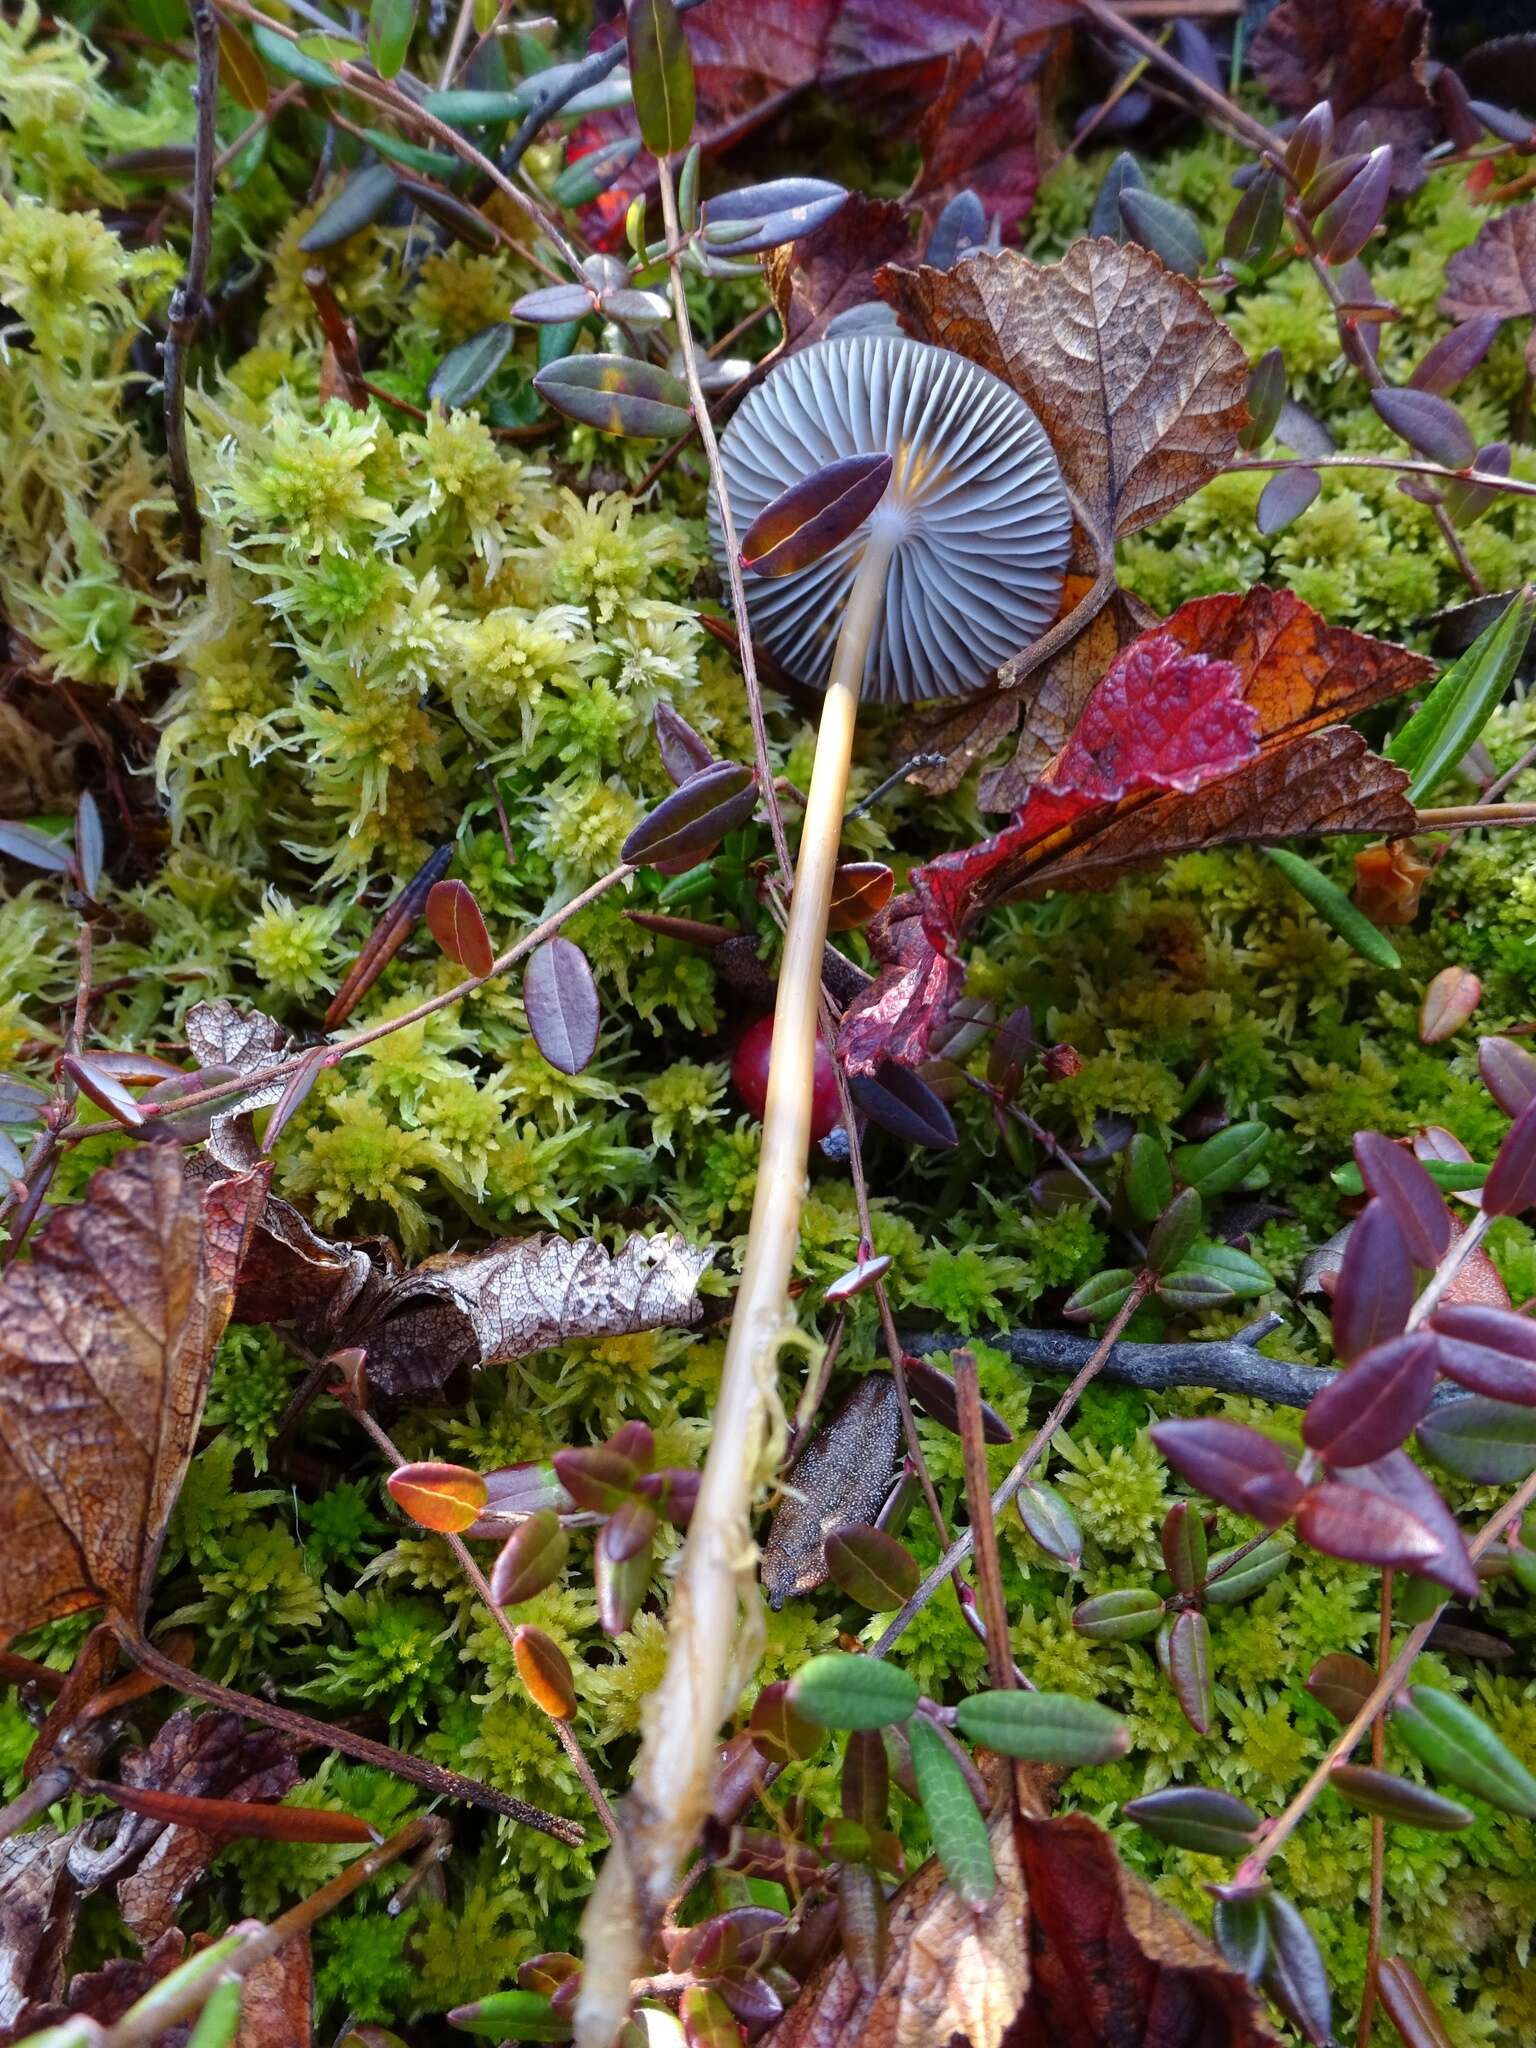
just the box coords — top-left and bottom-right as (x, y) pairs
(825, 1523), (920, 1610)
(1443, 440), (1510, 527)
(1409, 315), (1502, 395)
(1212, 1888), (1270, 1984)
(474, 1461), (574, 1527)
(599, 1496), (658, 1565)
(741, 452), (893, 580)
(1160, 1500), (1207, 1596)
(653, 702), (713, 785)
(1330, 1764), (1472, 1830)
(749, 1679), (824, 1765)
(490, 1510), (570, 1606)
(74, 791), (103, 898)
(823, 1252), (893, 1305)
(903, 1354), (1011, 1443)
(622, 760), (756, 867)
(1331, 1198), (1413, 1361)
(1262, 1891), (1333, 2047)
(1433, 64), (1484, 152)
(1432, 1303), (1536, 1404)
(1238, 346), (1286, 452)
(1480, 1034), (1536, 1118)
(1256, 466), (1319, 535)
(1274, 396), (1336, 459)
(836, 1861), (887, 1994)
(1224, 174), (1284, 275)
(841, 1725), (889, 1831)
(326, 844), (452, 1029)
(595, 1538), (650, 1636)
(0, 819), (73, 874)
(1313, 145), (1393, 264)
(551, 1444), (637, 1514)
(1300, 150), (1370, 221)
(62, 1053), (145, 1129)
(511, 283), (596, 324)
(1306, 1651), (1376, 1726)
(1285, 101), (1334, 188)
(1146, 1186), (1202, 1276)
(0, 1075), (49, 1125)
(262, 1045), (331, 1155)
(1377, 1955), (1458, 2048)
(633, 1464), (698, 1530)
(1419, 965), (1481, 1044)
(1295, 1479), (1444, 1571)
(1483, 1095), (1536, 1216)
(1163, 1607), (1213, 1733)
(1302, 1332), (1439, 1466)
(1150, 1418), (1305, 1527)
(623, 910), (736, 947)
(426, 878), (495, 978)
(1354, 1132), (1451, 1267)
(847, 1061), (957, 1151)
(1123, 1785), (1259, 1857)
(533, 353), (692, 439)
(524, 938), (600, 1076)
(83, 1050), (182, 1084)
(1327, 1449), (1478, 1599)
(299, 164), (400, 251)
(1419, 1394), (1536, 1485)
(0, 1129), (24, 1180)
(1371, 388), (1477, 469)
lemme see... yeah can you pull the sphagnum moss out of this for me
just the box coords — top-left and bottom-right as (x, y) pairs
(4, 7), (1536, 2040)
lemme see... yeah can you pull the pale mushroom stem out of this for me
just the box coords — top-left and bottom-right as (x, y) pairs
(573, 520), (899, 2047)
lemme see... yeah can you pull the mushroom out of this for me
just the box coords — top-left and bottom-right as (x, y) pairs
(572, 337), (1070, 2007)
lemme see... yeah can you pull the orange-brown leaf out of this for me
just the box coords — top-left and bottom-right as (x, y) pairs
(767, 195), (915, 350)
(387, 1460), (488, 1534)
(0, 1150), (268, 1643)
(91, 1778), (376, 1844)
(513, 1624), (578, 1720)
(877, 242), (1250, 554)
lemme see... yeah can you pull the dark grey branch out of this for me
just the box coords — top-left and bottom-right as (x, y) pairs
(902, 1324), (1465, 1411)
(163, 0), (218, 559)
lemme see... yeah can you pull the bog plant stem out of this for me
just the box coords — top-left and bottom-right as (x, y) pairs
(575, 519), (899, 2048)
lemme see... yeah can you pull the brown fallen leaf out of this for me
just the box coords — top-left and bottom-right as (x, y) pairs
(1440, 201), (1536, 375)
(766, 195), (916, 351)
(878, 241), (1250, 568)
(764, 1805), (1278, 2048)
(22, 1927), (188, 2038)
(357, 1229), (717, 1399)
(0, 1149), (268, 1646)
(110, 1712), (300, 1944)
(236, 1937), (314, 2048)
(185, 997), (293, 1169)
(1251, 0), (1434, 189)
(762, 1377), (903, 1609)
(0, 1827), (78, 2039)
(906, 23), (1048, 243)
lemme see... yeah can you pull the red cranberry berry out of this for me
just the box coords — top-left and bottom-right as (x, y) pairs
(731, 1015), (842, 1140)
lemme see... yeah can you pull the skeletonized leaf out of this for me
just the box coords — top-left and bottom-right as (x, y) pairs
(524, 939), (600, 1076)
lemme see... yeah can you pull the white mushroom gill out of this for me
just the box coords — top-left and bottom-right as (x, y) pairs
(710, 331), (1072, 703)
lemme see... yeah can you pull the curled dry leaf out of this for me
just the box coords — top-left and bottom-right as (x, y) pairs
(1440, 201), (1536, 371)
(0, 1148), (268, 1645)
(185, 997), (294, 1170)
(763, 1805), (1279, 2048)
(0, 1827), (77, 2036)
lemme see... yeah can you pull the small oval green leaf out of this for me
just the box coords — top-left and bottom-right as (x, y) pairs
(955, 1690), (1129, 1766)
(788, 1652), (919, 1730)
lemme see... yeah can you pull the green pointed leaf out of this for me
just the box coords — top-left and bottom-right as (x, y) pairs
(1118, 188), (1205, 278)
(825, 1524), (921, 1610)
(628, 0), (694, 158)
(449, 1988), (572, 2038)
(1015, 1481), (1082, 1568)
(790, 1652), (919, 1730)
(1175, 1121), (1272, 1199)
(1072, 1588), (1165, 1641)
(186, 1977), (244, 2048)
(1063, 1267), (1137, 1323)
(367, 0), (417, 79)
(955, 1690), (1129, 1766)
(299, 164), (400, 252)
(1147, 1187), (1203, 1275)
(1264, 848), (1402, 968)
(1159, 1242), (1274, 1309)
(251, 23), (339, 89)
(551, 135), (644, 207)
(1123, 1133), (1173, 1224)
(907, 1713), (994, 1906)
(1392, 1685), (1536, 1817)
(1389, 587), (1536, 804)
(1203, 1535), (1291, 1605)
(428, 322), (517, 410)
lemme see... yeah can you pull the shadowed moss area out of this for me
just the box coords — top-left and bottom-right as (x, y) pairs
(4, 7), (1536, 2041)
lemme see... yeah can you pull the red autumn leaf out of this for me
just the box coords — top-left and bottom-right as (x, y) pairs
(906, 22), (1044, 243)
(426, 878), (495, 979)
(1295, 1478), (1444, 1572)
(572, 0), (1072, 243)
(1330, 1198), (1413, 1363)
(1324, 1451), (1477, 1599)
(1250, 0), (1436, 191)
(1150, 1419), (1306, 1528)
(1300, 1331), (1439, 1466)
(838, 897), (966, 1076)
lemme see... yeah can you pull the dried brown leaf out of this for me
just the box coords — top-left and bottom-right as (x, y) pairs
(766, 195), (915, 350)
(185, 998), (292, 1170)
(907, 25), (1045, 243)
(1440, 201), (1536, 327)
(236, 1937), (314, 2048)
(357, 1230), (715, 1399)
(0, 1827), (77, 2038)
(765, 1806), (1278, 2048)
(0, 1150), (268, 1643)
(877, 241), (1250, 560)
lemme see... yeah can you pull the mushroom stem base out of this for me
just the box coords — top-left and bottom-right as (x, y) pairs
(573, 531), (897, 2043)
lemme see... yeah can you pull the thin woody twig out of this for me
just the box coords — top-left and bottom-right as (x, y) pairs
(163, 0), (219, 558)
